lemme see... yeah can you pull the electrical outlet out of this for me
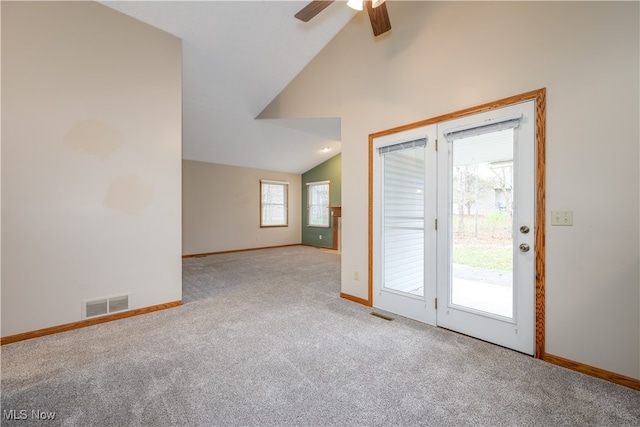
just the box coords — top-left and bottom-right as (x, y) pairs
(319, 235), (322, 240)
(354, 271), (359, 281)
(551, 210), (573, 226)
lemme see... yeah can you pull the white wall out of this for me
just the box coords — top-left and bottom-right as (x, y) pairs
(1, 2), (182, 336)
(183, 160), (301, 255)
(261, 2), (640, 379)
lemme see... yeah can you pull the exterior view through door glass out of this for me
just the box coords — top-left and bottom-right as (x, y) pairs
(451, 128), (514, 318)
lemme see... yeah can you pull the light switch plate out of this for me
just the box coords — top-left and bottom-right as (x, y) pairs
(551, 210), (573, 226)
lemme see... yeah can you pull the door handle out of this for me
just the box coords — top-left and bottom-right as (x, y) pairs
(519, 243), (530, 252)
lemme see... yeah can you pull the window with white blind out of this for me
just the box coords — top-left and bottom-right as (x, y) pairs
(260, 180), (288, 227)
(380, 139), (426, 296)
(307, 181), (330, 227)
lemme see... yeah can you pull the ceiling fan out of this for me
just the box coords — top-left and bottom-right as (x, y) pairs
(295, 0), (392, 37)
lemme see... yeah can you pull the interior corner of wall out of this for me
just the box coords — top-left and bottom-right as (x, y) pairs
(255, 96), (281, 120)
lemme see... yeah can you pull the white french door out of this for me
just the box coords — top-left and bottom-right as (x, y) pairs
(372, 100), (536, 355)
(436, 101), (535, 355)
(372, 125), (437, 325)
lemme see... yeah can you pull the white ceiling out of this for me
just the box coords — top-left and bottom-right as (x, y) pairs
(102, 1), (356, 173)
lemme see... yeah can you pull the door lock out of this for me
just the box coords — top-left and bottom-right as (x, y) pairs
(519, 243), (530, 252)
(519, 225), (530, 234)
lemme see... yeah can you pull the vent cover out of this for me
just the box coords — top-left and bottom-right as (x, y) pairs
(370, 312), (394, 321)
(83, 294), (129, 319)
(108, 295), (129, 313)
(86, 299), (108, 318)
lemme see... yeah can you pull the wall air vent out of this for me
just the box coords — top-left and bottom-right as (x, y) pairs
(108, 295), (129, 313)
(83, 294), (130, 319)
(85, 299), (108, 318)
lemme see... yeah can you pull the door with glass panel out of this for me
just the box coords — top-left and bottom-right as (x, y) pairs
(436, 100), (535, 355)
(372, 100), (536, 355)
(372, 125), (437, 325)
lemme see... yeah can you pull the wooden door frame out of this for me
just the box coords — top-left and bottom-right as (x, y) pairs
(331, 207), (342, 250)
(367, 88), (546, 358)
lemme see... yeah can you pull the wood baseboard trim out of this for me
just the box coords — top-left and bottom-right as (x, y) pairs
(1, 300), (183, 346)
(183, 244), (300, 258)
(340, 292), (371, 307)
(543, 353), (640, 391)
(301, 243), (335, 250)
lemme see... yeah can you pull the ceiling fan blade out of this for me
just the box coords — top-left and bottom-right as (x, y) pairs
(295, 0), (335, 22)
(365, 0), (392, 36)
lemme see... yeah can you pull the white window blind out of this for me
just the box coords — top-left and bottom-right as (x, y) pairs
(378, 138), (427, 155)
(380, 138), (426, 295)
(443, 113), (522, 142)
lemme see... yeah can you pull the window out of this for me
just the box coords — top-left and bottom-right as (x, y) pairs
(260, 180), (288, 227)
(307, 181), (330, 227)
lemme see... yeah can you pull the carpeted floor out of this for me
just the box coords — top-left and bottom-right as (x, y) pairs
(1, 245), (639, 426)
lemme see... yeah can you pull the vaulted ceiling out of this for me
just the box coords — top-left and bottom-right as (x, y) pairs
(102, 1), (358, 173)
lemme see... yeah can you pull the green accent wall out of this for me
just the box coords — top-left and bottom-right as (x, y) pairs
(302, 153), (341, 247)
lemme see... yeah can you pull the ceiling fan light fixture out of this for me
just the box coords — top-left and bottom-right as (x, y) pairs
(295, 0), (391, 37)
(347, 0), (363, 11)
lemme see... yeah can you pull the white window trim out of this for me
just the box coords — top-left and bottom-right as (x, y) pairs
(260, 179), (288, 227)
(307, 180), (331, 228)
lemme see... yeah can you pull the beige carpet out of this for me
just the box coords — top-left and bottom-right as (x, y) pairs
(2, 245), (639, 426)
